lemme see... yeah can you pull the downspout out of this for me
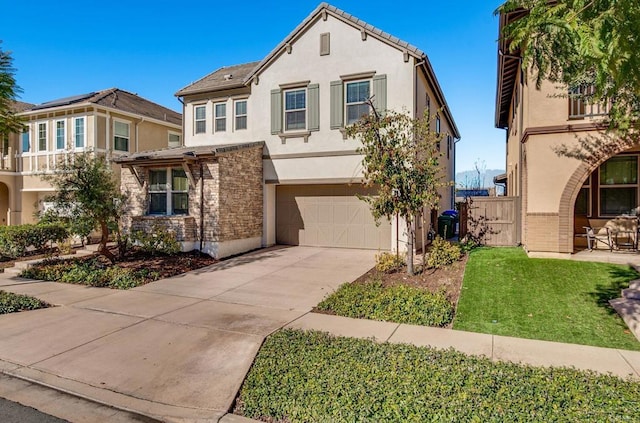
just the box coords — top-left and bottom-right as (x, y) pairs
(199, 161), (205, 252)
(135, 118), (145, 153)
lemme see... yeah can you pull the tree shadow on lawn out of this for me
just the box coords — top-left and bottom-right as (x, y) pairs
(589, 265), (639, 315)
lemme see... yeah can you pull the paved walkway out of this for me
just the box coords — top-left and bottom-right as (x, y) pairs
(0, 246), (639, 423)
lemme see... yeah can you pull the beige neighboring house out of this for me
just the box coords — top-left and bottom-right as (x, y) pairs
(0, 89), (181, 226)
(496, 9), (636, 256)
(116, 2), (460, 258)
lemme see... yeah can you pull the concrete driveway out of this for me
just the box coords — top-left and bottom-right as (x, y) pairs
(0, 246), (375, 422)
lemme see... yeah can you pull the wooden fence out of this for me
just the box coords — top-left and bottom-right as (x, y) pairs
(459, 197), (521, 246)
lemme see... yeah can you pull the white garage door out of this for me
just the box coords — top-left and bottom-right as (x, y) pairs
(276, 184), (391, 250)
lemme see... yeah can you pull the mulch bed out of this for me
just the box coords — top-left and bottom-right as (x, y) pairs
(113, 249), (218, 278)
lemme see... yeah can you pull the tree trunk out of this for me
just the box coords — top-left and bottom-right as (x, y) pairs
(406, 218), (414, 276)
(98, 219), (116, 263)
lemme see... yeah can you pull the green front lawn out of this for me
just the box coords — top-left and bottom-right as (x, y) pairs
(236, 330), (640, 422)
(454, 248), (640, 350)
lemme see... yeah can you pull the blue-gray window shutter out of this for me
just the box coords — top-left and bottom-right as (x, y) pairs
(330, 80), (343, 129)
(271, 89), (282, 134)
(308, 84), (320, 132)
(372, 74), (387, 115)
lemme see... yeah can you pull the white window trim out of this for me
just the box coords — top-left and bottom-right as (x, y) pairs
(113, 118), (131, 153)
(37, 121), (48, 153)
(194, 104), (207, 135)
(148, 167), (189, 216)
(283, 87), (307, 132)
(344, 79), (372, 126)
(234, 99), (248, 131)
(73, 117), (86, 150)
(214, 102), (227, 133)
(55, 119), (66, 151)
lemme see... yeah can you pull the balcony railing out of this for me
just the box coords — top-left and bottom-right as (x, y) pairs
(0, 147), (14, 171)
(569, 85), (610, 119)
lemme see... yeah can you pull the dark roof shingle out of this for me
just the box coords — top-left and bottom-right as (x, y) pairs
(175, 62), (260, 97)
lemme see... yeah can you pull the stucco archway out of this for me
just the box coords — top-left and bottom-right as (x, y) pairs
(559, 146), (639, 253)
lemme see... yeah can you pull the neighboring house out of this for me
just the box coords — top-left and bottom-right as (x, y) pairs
(496, 9), (631, 256)
(116, 2), (459, 258)
(0, 89), (181, 226)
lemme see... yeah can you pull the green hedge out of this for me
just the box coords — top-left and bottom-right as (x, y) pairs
(237, 329), (640, 422)
(20, 257), (158, 290)
(0, 223), (69, 258)
(0, 291), (49, 314)
(317, 281), (454, 327)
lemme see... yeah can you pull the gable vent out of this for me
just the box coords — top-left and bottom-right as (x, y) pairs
(320, 32), (330, 56)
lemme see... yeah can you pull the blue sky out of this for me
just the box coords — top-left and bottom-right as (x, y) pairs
(3, 0), (505, 172)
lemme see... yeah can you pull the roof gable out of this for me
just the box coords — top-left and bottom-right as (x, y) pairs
(175, 61), (260, 97)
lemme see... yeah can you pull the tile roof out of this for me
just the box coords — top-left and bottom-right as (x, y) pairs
(9, 100), (34, 112)
(175, 62), (260, 97)
(24, 89), (181, 126)
(113, 141), (265, 164)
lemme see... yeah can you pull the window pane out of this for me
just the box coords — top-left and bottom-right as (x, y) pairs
(600, 187), (637, 215)
(195, 120), (206, 134)
(114, 121), (129, 137)
(285, 90), (306, 110)
(114, 137), (128, 151)
(285, 110), (306, 130)
(215, 118), (226, 132)
(195, 106), (206, 120)
(172, 168), (188, 191)
(56, 121), (65, 149)
(347, 104), (370, 124)
(149, 169), (167, 191)
(149, 193), (167, 214)
(21, 131), (29, 152)
(575, 187), (589, 215)
(236, 116), (247, 130)
(75, 118), (84, 148)
(172, 193), (189, 215)
(38, 123), (46, 151)
(600, 156), (637, 185)
(169, 133), (180, 143)
(235, 100), (247, 115)
(346, 81), (370, 103)
(215, 103), (226, 117)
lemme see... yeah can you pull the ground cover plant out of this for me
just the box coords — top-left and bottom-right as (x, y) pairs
(20, 249), (217, 290)
(0, 291), (49, 314)
(236, 329), (640, 422)
(454, 247), (640, 350)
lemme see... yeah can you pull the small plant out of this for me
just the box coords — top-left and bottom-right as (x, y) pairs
(459, 235), (480, 253)
(131, 222), (180, 256)
(0, 291), (50, 314)
(426, 236), (461, 269)
(0, 223), (69, 258)
(374, 252), (405, 273)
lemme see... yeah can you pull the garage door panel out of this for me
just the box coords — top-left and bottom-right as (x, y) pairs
(276, 184), (391, 250)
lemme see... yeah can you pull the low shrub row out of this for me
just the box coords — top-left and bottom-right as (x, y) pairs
(0, 290), (50, 314)
(236, 329), (640, 422)
(317, 280), (454, 327)
(20, 257), (159, 290)
(0, 223), (69, 258)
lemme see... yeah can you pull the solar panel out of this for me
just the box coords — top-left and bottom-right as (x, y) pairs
(31, 92), (96, 110)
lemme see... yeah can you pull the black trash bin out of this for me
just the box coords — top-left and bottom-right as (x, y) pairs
(437, 215), (455, 239)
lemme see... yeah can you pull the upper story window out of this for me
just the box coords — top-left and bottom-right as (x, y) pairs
(168, 132), (181, 148)
(569, 85), (608, 119)
(21, 128), (30, 153)
(284, 89), (306, 131)
(148, 167), (189, 215)
(435, 115), (442, 151)
(114, 121), (130, 152)
(56, 120), (65, 150)
(214, 103), (226, 132)
(194, 105), (206, 134)
(345, 80), (370, 125)
(235, 100), (247, 130)
(74, 117), (85, 148)
(37, 122), (47, 152)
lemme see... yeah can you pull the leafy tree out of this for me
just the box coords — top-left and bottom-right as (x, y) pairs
(498, 0), (640, 155)
(347, 103), (447, 275)
(42, 152), (126, 263)
(0, 42), (25, 138)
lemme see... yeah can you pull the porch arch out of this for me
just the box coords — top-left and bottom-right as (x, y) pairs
(558, 146), (638, 253)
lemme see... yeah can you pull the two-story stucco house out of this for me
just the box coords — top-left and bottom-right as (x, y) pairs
(0, 89), (181, 226)
(117, 3), (459, 258)
(496, 9), (637, 256)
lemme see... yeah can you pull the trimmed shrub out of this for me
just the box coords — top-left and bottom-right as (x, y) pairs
(0, 291), (49, 314)
(317, 281), (454, 327)
(374, 252), (405, 273)
(427, 236), (462, 269)
(131, 222), (180, 256)
(0, 223), (69, 258)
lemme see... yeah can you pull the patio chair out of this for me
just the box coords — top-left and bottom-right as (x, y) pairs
(583, 226), (613, 251)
